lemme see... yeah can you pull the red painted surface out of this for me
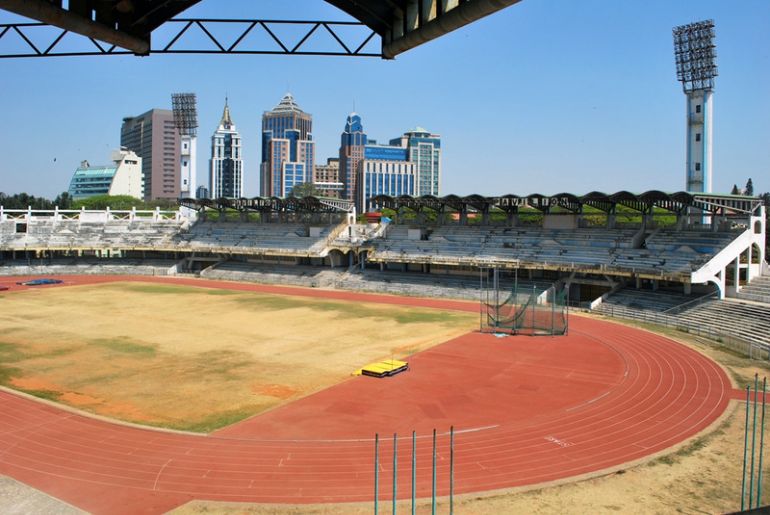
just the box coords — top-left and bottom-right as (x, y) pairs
(0, 275), (733, 514)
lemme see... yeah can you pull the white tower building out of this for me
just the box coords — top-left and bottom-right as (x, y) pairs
(172, 93), (199, 199)
(673, 20), (717, 193)
(210, 99), (243, 199)
(180, 134), (197, 198)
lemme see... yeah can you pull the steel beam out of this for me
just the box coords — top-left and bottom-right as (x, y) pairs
(0, 0), (150, 54)
(383, 0), (521, 59)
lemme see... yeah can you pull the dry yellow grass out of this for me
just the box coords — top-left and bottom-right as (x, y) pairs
(0, 281), (477, 431)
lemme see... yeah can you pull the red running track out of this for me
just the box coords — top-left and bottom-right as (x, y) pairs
(0, 275), (733, 514)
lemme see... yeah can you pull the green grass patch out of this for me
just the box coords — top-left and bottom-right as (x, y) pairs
(20, 389), (62, 402)
(91, 337), (156, 356)
(117, 283), (238, 296)
(187, 350), (256, 379)
(0, 341), (26, 363)
(168, 406), (259, 433)
(0, 364), (22, 383)
(233, 293), (471, 326)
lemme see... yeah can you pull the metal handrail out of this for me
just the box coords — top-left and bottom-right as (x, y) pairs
(663, 290), (719, 314)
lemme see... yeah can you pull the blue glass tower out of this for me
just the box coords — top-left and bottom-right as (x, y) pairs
(260, 94), (314, 197)
(338, 113), (367, 202)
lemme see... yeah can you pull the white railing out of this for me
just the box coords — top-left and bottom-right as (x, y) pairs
(0, 206), (183, 222)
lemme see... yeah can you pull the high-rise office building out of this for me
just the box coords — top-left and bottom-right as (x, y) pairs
(209, 99), (243, 199)
(390, 127), (441, 196)
(338, 113), (367, 202)
(313, 158), (342, 198)
(357, 143), (416, 211)
(260, 93), (314, 197)
(120, 109), (180, 200)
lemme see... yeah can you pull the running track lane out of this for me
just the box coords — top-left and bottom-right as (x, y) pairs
(0, 275), (733, 514)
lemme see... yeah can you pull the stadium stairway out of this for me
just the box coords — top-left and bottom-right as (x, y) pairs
(736, 274), (770, 305)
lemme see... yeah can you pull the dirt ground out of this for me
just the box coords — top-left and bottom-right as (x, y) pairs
(0, 281), (477, 431)
(173, 321), (770, 515)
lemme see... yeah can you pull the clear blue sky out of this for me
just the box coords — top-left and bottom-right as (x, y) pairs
(0, 0), (768, 199)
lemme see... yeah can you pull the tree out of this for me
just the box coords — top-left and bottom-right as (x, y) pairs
(72, 195), (144, 210)
(745, 178), (754, 196)
(288, 182), (320, 198)
(53, 191), (72, 209)
(731, 184), (740, 195)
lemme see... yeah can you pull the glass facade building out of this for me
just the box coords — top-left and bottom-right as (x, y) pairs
(390, 127), (441, 196)
(357, 159), (416, 212)
(338, 113), (367, 202)
(260, 93), (314, 197)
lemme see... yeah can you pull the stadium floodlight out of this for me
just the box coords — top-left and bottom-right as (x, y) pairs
(673, 20), (717, 195)
(673, 20), (718, 93)
(172, 92), (199, 199)
(171, 92), (198, 137)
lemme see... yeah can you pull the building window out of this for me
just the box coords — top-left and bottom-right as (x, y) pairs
(695, 133), (701, 142)
(695, 162), (701, 171)
(695, 104), (701, 113)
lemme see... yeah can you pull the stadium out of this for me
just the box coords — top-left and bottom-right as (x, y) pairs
(0, 191), (768, 513)
(1, 1), (770, 513)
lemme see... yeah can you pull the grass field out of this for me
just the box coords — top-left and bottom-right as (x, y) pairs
(0, 282), (477, 431)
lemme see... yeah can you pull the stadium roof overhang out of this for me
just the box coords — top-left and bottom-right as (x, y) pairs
(0, 0), (522, 59)
(366, 191), (739, 215)
(180, 196), (354, 214)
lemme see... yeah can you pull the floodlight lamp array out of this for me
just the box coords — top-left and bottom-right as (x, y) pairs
(673, 20), (717, 93)
(171, 92), (199, 136)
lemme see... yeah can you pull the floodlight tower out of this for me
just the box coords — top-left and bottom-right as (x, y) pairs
(673, 20), (718, 193)
(171, 93), (199, 198)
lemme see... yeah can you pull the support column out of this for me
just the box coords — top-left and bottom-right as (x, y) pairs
(734, 256), (741, 293)
(684, 282), (692, 295)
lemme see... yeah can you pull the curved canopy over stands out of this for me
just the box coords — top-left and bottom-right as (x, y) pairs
(179, 196), (354, 214)
(368, 191), (765, 225)
(368, 191), (704, 216)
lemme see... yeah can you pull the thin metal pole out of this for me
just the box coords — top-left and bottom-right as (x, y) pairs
(742, 385), (750, 511)
(392, 433), (397, 515)
(758, 377), (767, 506)
(411, 430), (416, 515)
(375, 433), (379, 515)
(751, 374), (760, 509)
(546, 286), (556, 336)
(431, 428), (436, 515)
(479, 268), (483, 333)
(450, 425), (455, 515)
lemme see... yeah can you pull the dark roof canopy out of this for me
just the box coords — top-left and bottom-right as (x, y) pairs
(0, 0), (522, 58)
(369, 191), (699, 214)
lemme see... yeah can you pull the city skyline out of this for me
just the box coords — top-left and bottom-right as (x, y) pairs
(1, 0), (768, 200)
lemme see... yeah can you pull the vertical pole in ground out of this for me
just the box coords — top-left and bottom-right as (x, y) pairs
(392, 433), (397, 515)
(531, 285), (536, 334)
(758, 376), (767, 506)
(551, 285), (555, 335)
(565, 284), (569, 335)
(494, 268), (499, 330)
(411, 430), (416, 515)
(450, 425), (455, 515)
(479, 268), (483, 333)
(431, 428), (437, 515)
(742, 385), (750, 511)
(751, 373), (759, 509)
(375, 433), (379, 515)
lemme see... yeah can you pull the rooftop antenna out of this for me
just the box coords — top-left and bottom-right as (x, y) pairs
(673, 20), (717, 193)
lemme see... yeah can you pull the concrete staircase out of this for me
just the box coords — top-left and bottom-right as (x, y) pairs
(736, 274), (770, 305)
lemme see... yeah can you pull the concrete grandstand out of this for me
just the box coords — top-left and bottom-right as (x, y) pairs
(1, 190), (767, 350)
